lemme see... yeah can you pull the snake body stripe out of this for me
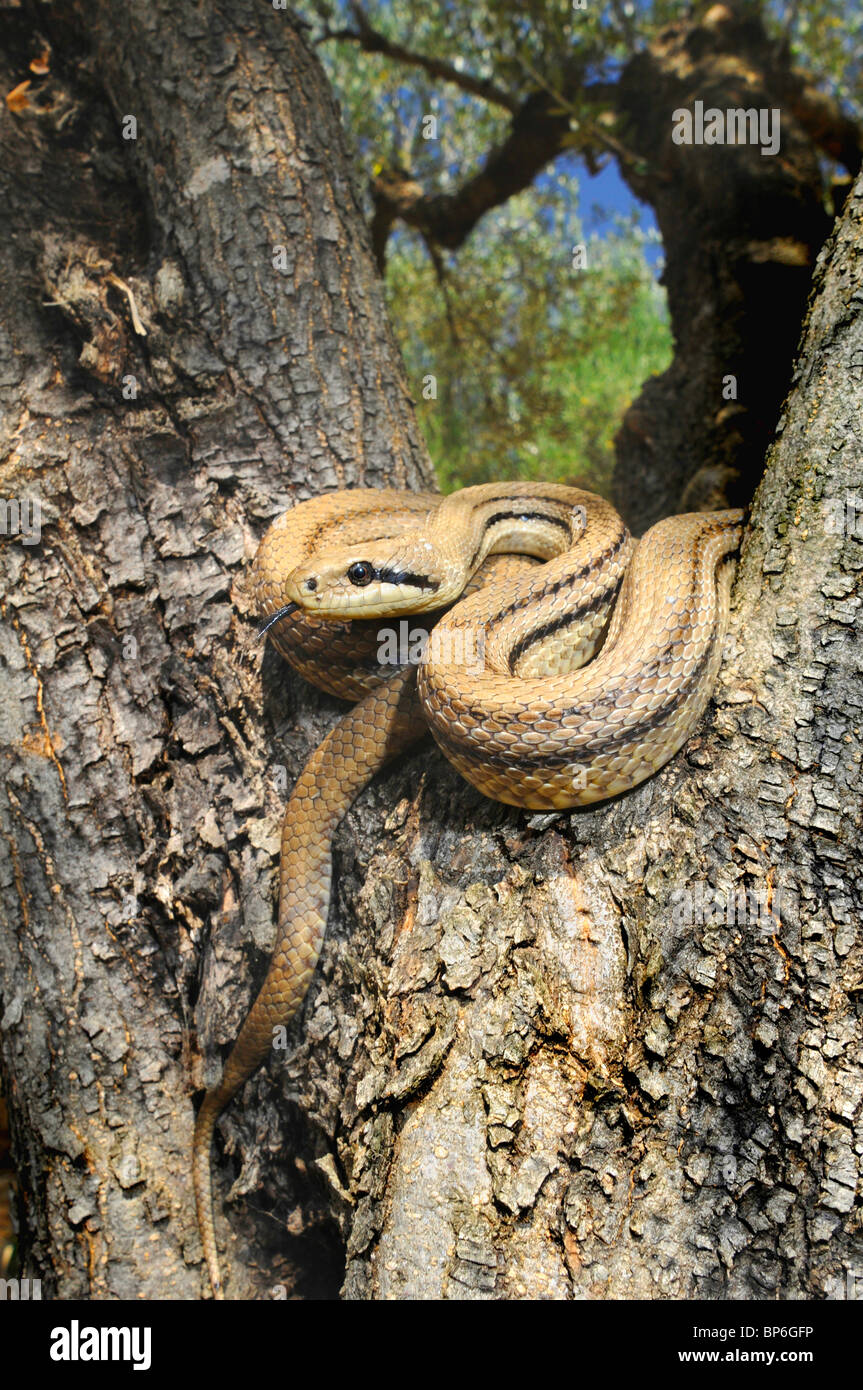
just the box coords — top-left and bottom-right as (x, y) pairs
(193, 483), (743, 1297)
(467, 508), (574, 569)
(489, 527), (631, 627)
(418, 510), (740, 808)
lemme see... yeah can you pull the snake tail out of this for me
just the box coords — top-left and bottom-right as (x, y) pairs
(193, 485), (745, 1297)
(193, 668), (426, 1298)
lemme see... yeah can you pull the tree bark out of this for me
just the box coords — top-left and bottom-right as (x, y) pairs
(1, 1), (860, 1303)
(338, 171), (863, 1300)
(0, 0), (430, 1299)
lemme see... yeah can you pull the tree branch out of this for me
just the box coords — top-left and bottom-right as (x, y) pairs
(320, 3), (519, 114)
(368, 87), (617, 268)
(783, 69), (863, 176)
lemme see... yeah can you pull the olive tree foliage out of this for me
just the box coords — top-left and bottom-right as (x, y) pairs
(305, 0), (863, 524)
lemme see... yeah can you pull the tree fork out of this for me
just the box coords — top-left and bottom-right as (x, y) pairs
(0, 1), (860, 1301)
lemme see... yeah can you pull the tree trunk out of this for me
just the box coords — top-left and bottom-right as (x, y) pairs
(0, 0), (430, 1300)
(612, 3), (840, 533)
(342, 172), (863, 1301)
(1, 2), (860, 1302)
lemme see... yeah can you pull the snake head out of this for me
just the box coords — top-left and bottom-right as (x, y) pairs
(284, 541), (452, 617)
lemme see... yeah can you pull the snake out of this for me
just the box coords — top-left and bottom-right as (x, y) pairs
(193, 482), (744, 1297)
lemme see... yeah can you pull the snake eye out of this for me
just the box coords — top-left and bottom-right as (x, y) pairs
(347, 561), (374, 587)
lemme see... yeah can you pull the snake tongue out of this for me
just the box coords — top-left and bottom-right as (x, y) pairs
(257, 603), (298, 638)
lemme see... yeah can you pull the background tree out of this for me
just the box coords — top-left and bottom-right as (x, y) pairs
(0, 0), (860, 1301)
(310, 0), (862, 526)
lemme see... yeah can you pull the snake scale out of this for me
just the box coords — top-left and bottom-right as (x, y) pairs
(193, 482), (744, 1297)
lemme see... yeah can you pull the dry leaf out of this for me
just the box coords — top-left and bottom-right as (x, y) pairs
(30, 48), (51, 76)
(6, 79), (32, 113)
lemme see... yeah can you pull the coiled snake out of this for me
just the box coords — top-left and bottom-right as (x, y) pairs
(193, 482), (744, 1297)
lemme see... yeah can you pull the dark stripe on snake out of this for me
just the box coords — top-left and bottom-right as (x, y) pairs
(376, 568), (441, 592)
(489, 527), (630, 623)
(423, 636), (718, 774)
(468, 509), (574, 570)
(505, 574), (624, 670)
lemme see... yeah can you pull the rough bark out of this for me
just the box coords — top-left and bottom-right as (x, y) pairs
(333, 171), (863, 1300)
(0, 0), (430, 1300)
(1, 0), (860, 1305)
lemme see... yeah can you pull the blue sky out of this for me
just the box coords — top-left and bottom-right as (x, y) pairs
(585, 164), (665, 273)
(536, 154), (665, 274)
